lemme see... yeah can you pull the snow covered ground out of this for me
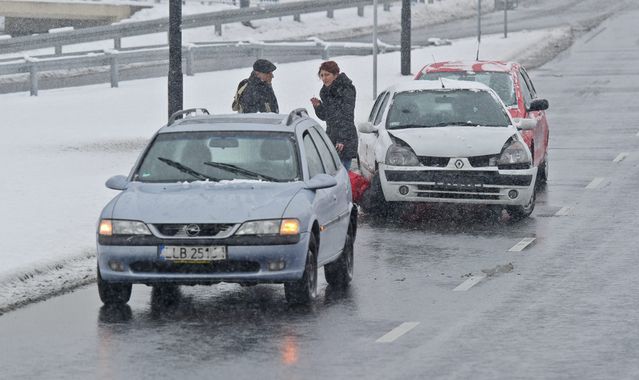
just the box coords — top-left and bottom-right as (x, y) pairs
(0, 25), (572, 312)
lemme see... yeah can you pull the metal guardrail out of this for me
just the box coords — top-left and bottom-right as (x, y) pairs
(0, 39), (400, 95)
(0, 0), (394, 55)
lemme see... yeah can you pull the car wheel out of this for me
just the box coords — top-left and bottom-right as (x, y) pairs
(538, 158), (548, 185)
(324, 221), (355, 288)
(506, 190), (536, 220)
(97, 266), (132, 305)
(284, 235), (318, 305)
(360, 173), (391, 215)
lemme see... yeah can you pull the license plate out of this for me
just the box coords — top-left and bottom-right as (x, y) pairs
(159, 245), (227, 262)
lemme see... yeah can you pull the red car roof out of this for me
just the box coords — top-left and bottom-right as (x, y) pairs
(421, 60), (519, 74)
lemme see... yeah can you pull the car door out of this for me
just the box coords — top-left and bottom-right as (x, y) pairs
(309, 126), (349, 258)
(517, 70), (546, 167)
(302, 131), (337, 263)
(360, 91), (391, 178)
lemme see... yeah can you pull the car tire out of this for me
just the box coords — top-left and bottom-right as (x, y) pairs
(324, 220), (355, 288)
(284, 235), (318, 305)
(97, 266), (132, 305)
(360, 174), (391, 216)
(538, 157), (548, 185)
(506, 190), (536, 220)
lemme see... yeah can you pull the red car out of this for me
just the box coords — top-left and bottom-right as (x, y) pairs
(415, 61), (550, 183)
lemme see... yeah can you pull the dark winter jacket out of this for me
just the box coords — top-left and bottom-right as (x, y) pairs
(238, 72), (279, 113)
(313, 73), (358, 160)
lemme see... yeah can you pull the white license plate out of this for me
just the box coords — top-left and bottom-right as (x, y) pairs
(159, 245), (227, 262)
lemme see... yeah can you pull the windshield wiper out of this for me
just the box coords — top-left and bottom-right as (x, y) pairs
(157, 157), (219, 182)
(390, 124), (432, 129)
(204, 161), (279, 182)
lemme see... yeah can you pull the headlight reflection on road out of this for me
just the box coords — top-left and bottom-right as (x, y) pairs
(281, 335), (299, 365)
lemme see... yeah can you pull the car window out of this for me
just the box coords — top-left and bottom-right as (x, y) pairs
(419, 71), (517, 107)
(309, 127), (338, 175)
(303, 132), (325, 178)
(368, 92), (387, 122)
(135, 131), (300, 183)
(374, 92), (391, 125)
(520, 68), (537, 98)
(517, 71), (533, 107)
(386, 89), (511, 129)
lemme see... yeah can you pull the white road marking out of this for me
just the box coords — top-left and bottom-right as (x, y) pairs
(376, 322), (420, 343)
(508, 237), (536, 252)
(555, 206), (572, 216)
(613, 152), (629, 163)
(453, 275), (486, 291)
(586, 177), (605, 189)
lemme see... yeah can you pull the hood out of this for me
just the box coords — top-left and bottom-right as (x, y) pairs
(112, 180), (303, 224)
(388, 126), (516, 157)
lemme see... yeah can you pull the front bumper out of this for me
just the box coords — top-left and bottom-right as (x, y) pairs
(379, 162), (537, 206)
(97, 232), (310, 285)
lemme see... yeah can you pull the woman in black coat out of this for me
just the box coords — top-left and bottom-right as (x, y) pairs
(310, 61), (358, 170)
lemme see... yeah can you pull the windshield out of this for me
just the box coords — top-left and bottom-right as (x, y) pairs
(418, 71), (516, 107)
(387, 89), (511, 130)
(135, 131), (300, 183)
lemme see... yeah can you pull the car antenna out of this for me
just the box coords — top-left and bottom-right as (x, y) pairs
(440, 77), (445, 89)
(475, 41), (480, 61)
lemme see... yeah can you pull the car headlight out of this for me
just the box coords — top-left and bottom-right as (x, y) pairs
(235, 219), (300, 236)
(98, 219), (151, 236)
(497, 140), (531, 169)
(385, 144), (420, 166)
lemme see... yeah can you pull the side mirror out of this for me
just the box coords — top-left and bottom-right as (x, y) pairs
(513, 118), (537, 130)
(106, 175), (129, 190)
(528, 98), (549, 112)
(305, 173), (337, 190)
(357, 121), (378, 134)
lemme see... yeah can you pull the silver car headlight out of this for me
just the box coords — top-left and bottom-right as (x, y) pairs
(385, 144), (420, 166)
(235, 219), (300, 236)
(98, 219), (151, 236)
(497, 140), (531, 169)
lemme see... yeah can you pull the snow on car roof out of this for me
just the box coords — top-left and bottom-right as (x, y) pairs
(385, 78), (493, 94)
(422, 60), (518, 73)
(159, 113), (295, 133)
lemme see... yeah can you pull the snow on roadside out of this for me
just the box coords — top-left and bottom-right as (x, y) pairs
(0, 27), (573, 313)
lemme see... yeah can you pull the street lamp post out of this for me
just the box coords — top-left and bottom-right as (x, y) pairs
(504, 1), (508, 38)
(400, 0), (411, 76)
(168, 0), (183, 121)
(373, 0), (378, 98)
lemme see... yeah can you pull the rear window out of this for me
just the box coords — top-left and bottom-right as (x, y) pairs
(419, 71), (516, 107)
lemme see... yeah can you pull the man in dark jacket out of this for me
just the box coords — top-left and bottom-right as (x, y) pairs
(238, 59), (279, 113)
(310, 61), (358, 170)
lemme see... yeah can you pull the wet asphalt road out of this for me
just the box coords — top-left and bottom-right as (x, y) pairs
(3, 2), (639, 379)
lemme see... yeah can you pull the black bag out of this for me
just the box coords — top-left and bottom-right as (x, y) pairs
(231, 78), (250, 112)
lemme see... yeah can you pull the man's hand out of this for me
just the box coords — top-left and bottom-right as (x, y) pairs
(310, 97), (321, 108)
(335, 143), (344, 152)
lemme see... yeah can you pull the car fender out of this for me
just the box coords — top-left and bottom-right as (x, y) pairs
(373, 130), (394, 169)
(282, 188), (317, 235)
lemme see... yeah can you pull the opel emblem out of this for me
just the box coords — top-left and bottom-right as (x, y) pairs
(185, 224), (201, 237)
(454, 159), (464, 169)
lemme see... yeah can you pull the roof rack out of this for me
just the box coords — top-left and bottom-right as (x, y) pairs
(168, 108), (210, 126)
(285, 108), (309, 126)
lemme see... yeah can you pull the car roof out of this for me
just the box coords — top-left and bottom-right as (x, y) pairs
(420, 60), (520, 74)
(384, 78), (494, 94)
(157, 112), (310, 134)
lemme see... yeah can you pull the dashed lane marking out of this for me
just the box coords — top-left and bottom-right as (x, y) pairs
(586, 177), (605, 189)
(376, 322), (420, 343)
(453, 275), (486, 292)
(508, 237), (536, 252)
(613, 152), (629, 163)
(555, 206), (572, 216)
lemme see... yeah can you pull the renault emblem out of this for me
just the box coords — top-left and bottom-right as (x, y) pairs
(454, 159), (464, 169)
(185, 224), (201, 237)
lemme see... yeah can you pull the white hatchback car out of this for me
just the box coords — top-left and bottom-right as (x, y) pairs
(357, 80), (538, 219)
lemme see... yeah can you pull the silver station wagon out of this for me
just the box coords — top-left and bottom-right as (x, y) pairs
(96, 109), (356, 306)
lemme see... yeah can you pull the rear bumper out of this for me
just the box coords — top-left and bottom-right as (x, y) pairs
(97, 232), (310, 285)
(380, 164), (536, 206)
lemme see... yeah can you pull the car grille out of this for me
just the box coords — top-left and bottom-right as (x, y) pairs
(385, 170), (533, 187)
(130, 260), (260, 274)
(418, 156), (450, 167)
(153, 224), (235, 238)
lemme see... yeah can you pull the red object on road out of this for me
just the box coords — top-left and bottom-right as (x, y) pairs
(348, 171), (369, 204)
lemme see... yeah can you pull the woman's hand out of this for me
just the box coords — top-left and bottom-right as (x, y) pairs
(335, 143), (344, 152)
(310, 97), (321, 108)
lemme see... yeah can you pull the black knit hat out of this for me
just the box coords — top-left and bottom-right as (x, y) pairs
(253, 59), (277, 73)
